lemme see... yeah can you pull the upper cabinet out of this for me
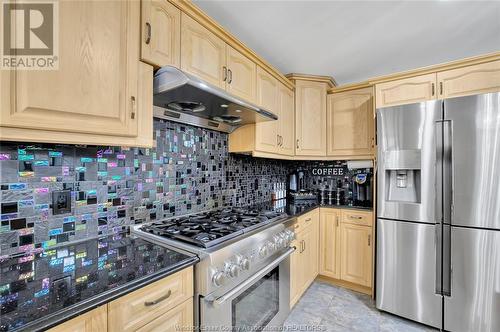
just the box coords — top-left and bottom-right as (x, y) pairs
(375, 73), (437, 109)
(254, 67), (279, 153)
(0, 0), (153, 147)
(181, 13), (226, 88)
(278, 84), (295, 156)
(141, 0), (181, 68)
(293, 79), (328, 156)
(226, 46), (257, 104)
(327, 87), (374, 158)
(437, 60), (500, 99)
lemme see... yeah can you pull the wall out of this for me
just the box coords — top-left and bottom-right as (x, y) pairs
(0, 120), (289, 257)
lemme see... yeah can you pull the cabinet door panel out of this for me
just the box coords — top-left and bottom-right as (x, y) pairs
(48, 306), (107, 332)
(295, 80), (327, 156)
(141, 0), (180, 67)
(181, 14), (226, 89)
(255, 67), (279, 153)
(278, 85), (295, 156)
(340, 223), (372, 287)
(319, 209), (341, 279)
(226, 46), (256, 103)
(375, 73), (437, 108)
(327, 87), (374, 157)
(437, 60), (500, 99)
(3, 1), (139, 137)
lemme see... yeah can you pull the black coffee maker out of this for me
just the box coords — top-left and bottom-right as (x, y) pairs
(287, 170), (317, 201)
(352, 173), (372, 207)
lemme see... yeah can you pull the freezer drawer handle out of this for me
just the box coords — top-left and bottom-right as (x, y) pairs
(212, 247), (295, 306)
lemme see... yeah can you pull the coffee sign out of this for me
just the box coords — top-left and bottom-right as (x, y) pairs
(311, 165), (345, 176)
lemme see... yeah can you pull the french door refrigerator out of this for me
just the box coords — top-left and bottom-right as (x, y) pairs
(376, 92), (500, 332)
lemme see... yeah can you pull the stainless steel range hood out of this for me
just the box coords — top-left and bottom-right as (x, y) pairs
(153, 66), (278, 133)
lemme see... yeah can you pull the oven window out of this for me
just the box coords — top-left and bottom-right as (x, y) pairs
(232, 266), (280, 331)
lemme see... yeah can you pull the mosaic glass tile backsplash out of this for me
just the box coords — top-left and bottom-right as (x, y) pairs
(0, 120), (289, 257)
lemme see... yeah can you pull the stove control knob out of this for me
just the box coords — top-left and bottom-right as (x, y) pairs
(267, 241), (275, 252)
(212, 271), (225, 287)
(226, 264), (240, 278)
(274, 235), (284, 249)
(240, 257), (251, 270)
(259, 245), (268, 258)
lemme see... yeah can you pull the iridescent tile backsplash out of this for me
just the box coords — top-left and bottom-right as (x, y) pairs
(0, 120), (289, 256)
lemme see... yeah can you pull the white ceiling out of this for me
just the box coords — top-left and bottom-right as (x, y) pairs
(194, 0), (500, 85)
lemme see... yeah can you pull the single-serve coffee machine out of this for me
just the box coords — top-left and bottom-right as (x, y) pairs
(352, 173), (373, 207)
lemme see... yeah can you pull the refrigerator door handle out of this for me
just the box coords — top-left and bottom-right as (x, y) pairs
(435, 224), (443, 295)
(442, 120), (453, 226)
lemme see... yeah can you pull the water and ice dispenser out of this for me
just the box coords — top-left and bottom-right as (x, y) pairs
(383, 150), (421, 204)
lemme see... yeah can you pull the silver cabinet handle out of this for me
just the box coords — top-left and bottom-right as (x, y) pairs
(349, 215), (363, 220)
(305, 217), (311, 222)
(336, 216), (339, 227)
(431, 83), (435, 96)
(130, 96), (136, 119)
(223, 66), (227, 82)
(145, 22), (151, 45)
(144, 289), (171, 306)
(439, 81), (443, 95)
(228, 69), (232, 84)
(368, 235), (371, 246)
(213, 247), (295, 306)
(296, 139), (299, 149)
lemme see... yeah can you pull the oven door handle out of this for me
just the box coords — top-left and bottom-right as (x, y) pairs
(212, 246), (296, 306)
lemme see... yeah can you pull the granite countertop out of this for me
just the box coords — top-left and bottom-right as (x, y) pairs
(283, 201), (373, 218)
(0, 232), (199, 332)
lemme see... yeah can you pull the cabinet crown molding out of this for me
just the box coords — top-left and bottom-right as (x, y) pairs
(286, 72), (337, 88)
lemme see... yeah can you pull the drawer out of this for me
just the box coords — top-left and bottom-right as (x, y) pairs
(136, 298), (193, 332)
(294, 208), (320, 231)
(108, 266), (193, 332)
(341, 210), (373, 227)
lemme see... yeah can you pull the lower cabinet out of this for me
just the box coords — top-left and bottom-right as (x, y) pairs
(290, 209), (319, 307)
(48, 267), (193, 332)
(318, 208), (373, 292)
(48, 306), (107, 332)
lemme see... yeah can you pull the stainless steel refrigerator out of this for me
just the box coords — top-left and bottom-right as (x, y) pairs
(376, 92), (500, 332)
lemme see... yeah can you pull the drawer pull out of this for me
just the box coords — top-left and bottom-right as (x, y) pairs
(305, 218), (312, 222)
(349, 215), (363, 220)
(144, 289), (172, 306)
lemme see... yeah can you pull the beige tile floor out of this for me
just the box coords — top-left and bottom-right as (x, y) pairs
(284, 281), (438, 332)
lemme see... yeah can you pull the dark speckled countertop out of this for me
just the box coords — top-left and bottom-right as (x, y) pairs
(0, 232), (198, 332)
(283, 201), (372, 218)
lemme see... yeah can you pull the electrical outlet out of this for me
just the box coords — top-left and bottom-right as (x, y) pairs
(52, 190), (71, 215)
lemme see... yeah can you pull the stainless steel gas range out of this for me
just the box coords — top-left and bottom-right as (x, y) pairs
(131, 206), (296, 331)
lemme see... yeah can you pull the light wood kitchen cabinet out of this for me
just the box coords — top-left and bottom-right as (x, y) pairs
(48, 306), (107, 332)
(181, 13), (226, 88)
(375, 73), (437, 108)
(290, 209), (319, 307)
(226, 46), (257, 104)
(340, 222), (372, 287)
(437, 60), (500, 99)
(319, 208), (341, 279)
(108, 267), (193, 332)
(278, 84), (295, 156)
(327, 87), (374, 158)
(0, 0), (152, 147)
(254, 67), (279, 153)
(294, 80), (328, 156)
(135, 298), (193, 332)
(141, 0), (180, 68)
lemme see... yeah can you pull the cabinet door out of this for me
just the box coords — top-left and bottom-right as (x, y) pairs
(141, 0), (180, 67)
(437, 60), (500, 99)
(48, 306), (107, 332)
(180, 14), (226, 89)
(319, 209), (341, 279)
(255, 66), (279, 153)
(327, 87), (374, 157)
(375, 73), (437, 108)
(136, 298), (193, 332)
(2, 1), (140, 137)
(289, 229), (304, 308)
(278, 84), (295, 156)
(305, 212), (320, 282)
(295, 80), (327, 156)
(226, 46), (256, 104)
(340, 223), (372, 287)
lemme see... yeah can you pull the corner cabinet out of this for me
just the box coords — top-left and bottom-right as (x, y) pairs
(291, 79), (329, 156)
(141, 0), (181, 68)
(327, 87), (375, 158)
(0, 0), (153, 147)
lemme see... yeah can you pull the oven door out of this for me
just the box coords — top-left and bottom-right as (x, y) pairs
(201, 247), (294, 331)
